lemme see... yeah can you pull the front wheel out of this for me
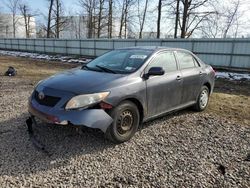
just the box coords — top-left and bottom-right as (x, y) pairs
(105, 101), (140, 143)
(193, 86), (210, 111)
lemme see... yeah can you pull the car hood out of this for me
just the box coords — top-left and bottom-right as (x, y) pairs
(39, 68), (127, 94)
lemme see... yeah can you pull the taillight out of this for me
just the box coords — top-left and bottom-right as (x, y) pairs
(211, 66), (216, 74)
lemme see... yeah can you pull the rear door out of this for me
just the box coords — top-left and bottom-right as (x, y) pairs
(175, 51), (203, 105)
(145, 51), (182, 117)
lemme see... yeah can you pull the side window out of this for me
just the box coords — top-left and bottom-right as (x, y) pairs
(146, 52), (177, 73)
(177, 52), (197, 69)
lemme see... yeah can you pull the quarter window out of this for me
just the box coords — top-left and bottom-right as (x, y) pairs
(193, 58), (200, 67)
(146, 52), (177, 73)
(177, 52), (197, 69)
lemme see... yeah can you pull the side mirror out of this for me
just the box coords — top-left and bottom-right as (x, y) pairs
(144, 67), (165, 79)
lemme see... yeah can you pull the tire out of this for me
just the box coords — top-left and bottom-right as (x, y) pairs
(105, 101), (140, 143)
(193, 86), (210, 112)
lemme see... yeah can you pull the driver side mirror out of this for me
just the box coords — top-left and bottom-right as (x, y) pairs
(144, 67), (165, 79)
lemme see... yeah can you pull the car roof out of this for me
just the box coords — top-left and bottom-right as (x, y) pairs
(117, 46), (190, 53)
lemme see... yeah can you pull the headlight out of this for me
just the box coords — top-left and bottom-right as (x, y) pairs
(65, 92), (110, 110)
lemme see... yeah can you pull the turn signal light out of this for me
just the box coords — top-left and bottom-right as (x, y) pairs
(100, 102), (113, 109)
(46, 115), (59, 123)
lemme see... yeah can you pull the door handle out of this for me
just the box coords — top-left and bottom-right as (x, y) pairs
(176, 75), (182, 80)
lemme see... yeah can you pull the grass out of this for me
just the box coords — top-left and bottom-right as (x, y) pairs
(207, 93), (249, 125)
(0, 55), (249, 125)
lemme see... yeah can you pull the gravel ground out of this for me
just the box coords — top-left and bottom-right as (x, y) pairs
(0, 76), (249, 187)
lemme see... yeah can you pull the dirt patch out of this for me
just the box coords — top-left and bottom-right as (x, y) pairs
(206, 79), (250, 125)
(0, 56), (76, 83)
(214, 78), (250, 96)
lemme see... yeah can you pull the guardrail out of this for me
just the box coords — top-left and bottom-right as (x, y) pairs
(0, 38), (250, 69)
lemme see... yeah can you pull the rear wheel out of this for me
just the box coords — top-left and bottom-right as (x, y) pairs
(193, 86), (209, 111)
(105, 101), (140, 143)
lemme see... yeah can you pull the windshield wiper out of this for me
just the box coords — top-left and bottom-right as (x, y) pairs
(95, 65), (117, 74)
(82, 65), (97, 71)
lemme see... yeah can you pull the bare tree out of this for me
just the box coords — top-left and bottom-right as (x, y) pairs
(5, 0), (20, 38)
(78, 0), (96, 38)
(19, 3), (35, 38)
(55, 0), (60, 38)
(119, 0), (135, 39)
(107, 0), (113, 38)
(36, 21), (47, 38)
(156, 0), (162, 38)
(53, 0), (67, 38)
(70, 15), (82, 39)
(0, 6), (4, 27)
(47, 0), (54, 38)
(174, 0), (180, 38)
(0, 7), (5, 37)
(137, 0), (149, 39)
(177, 0), (216, 38)
(200, 0), (243, 38)
(96, 0), (106, 38)
(222, 0), (240, 38)
(119, 0), (125, 38)
(200, 12), (220, 38)
(45, 0), (67, 38)
(180, 0), (189, 38)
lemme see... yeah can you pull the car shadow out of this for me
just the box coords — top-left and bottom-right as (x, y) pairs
(139, 108), (196, 131)
(0, 109), (194, 177)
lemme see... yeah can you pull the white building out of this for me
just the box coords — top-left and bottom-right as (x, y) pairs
(59, 16), (88, 39)
(59, 16), (121, 39)
(0, 14), (36, 38)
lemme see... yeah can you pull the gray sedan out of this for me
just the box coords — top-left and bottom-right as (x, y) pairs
(28, 47), (215, 143)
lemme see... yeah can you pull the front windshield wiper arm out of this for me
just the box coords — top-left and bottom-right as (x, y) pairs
(95, 65), (117, 74)
(82, 65), (97, 71)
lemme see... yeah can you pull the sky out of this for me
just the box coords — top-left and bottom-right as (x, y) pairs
(1, 0), (82, 26)
(1, 0), (250, 37)
(1, 0), (80, 17)
(30, 0), (79, 13)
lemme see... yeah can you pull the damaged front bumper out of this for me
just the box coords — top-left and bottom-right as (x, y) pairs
(28, 100), (113, 133)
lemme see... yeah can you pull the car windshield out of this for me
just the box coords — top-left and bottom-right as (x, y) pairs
(84, 49), (153, 74)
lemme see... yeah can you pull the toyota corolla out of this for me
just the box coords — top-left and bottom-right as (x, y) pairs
(28, 47), (215, 143)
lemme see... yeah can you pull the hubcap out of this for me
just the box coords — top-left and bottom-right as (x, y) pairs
(200, 90), (208, 108)
(117, 110), (133, 135)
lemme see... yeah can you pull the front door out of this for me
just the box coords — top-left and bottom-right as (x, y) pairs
(145, 51), (182, 117)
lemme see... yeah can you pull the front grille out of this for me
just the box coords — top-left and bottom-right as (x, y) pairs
(34, 91), (61, 107)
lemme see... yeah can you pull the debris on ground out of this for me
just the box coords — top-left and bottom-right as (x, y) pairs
(0, 50), (91, 64)
(4, 66), (17, 76)
(215, 71), (250, 81)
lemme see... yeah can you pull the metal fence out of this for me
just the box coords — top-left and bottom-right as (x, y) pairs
(0, 38), (250, 69)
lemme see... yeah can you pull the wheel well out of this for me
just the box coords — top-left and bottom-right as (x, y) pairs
(204, 82), (211, 94)
(123, 98), (144, 124)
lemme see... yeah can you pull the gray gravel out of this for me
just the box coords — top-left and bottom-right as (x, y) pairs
(0, 76), (249, 187)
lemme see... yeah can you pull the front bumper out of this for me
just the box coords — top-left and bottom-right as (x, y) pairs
(28, 100), (113, 133)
